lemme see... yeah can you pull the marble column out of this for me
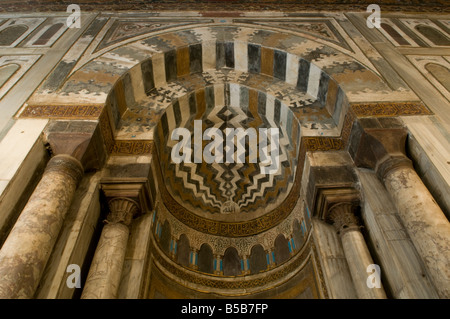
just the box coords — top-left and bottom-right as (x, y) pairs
(353, 126), (450, 298)
(214, 254), (223, 275)
(0, 154), (84, 299)
(328, 202), (387, 299)
(81, 197), (139, 299)
(242, 255), (250, 275)
(377, 156), (450, 298)
(267, 249), (275, 269)
(190, 249), (199, 270)
(170, 235), (177, 259)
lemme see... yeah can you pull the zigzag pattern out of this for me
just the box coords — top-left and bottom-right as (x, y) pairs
(153, 76), (306, 216)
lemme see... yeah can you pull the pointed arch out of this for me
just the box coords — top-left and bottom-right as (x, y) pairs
(223, 247), (241, 276)
(198, 243), (214, 274)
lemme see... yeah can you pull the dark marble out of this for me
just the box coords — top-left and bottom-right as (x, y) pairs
(205, 85), (215, 112)
(257, 91), (266, 116)
(161, 111), (169, 137)
(225, 42), (235, 68)
(239, 85), (249, 111)
(189, 43), (203, 74)
(122, 72), (135, 107)
(141, 59), (155, 94)
(381, 23), (409, 45)
(274, 99), (281, 124)
(164, 50), (177, 82)
(332, 87), (345, 124)
(273, 50), (287, 81)
(173, 100), (181, 126)
(32, 23), (63, 45)
(188, 91), (197, 116)
(248, 43), (261, 74)
(0, 25), (27, 46)
(317, 72), (329, 105)
(416, 24), (450, 46)
(216, 42), (226, 69)
(40, 61), (76, 92)
(296, 59), (310, 92)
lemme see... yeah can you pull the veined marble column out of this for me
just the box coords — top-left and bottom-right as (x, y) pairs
(378, 156), (450, 298)
(0, 154), (84, 299)
(352, 126), (450, 298)
(328, 202), (387, 299)
(81, 197), (139, 299)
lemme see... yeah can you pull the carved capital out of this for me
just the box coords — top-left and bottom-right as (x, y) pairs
(106, 197), (140, 226)
(327, 202), (361, 235)
(101, 178), (153, 215)
(314, 188), (360, 219)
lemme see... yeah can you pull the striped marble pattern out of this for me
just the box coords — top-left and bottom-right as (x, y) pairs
(97, 28), (357, 138)
(29, 25), (396, 107)
(25, 24), (404, 222)
(153, 81), (301, 215)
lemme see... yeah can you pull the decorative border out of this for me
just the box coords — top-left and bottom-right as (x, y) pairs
(1, 2), (448, 13)
(351, 102), (432, 117)
(311, 240), (329, 299)
(111, 140), (153, 156)
(19, 104), (103, 119)
(98, 106), (115, 153)
(152, 232), (317, 292)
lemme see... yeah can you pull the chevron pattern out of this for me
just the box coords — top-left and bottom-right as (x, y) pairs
(155, 81), (301, 216)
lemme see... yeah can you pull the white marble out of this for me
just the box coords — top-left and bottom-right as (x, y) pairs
(0, 119), (48, 182)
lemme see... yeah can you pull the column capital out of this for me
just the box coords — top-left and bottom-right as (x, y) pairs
(101, 179), (153, 215)
(351, 126), (413, 179)
(327, 202), (361, 235)
(106, 197), (140, 226)
(43, 120), (106, 171)
(314, 188), (360, 218)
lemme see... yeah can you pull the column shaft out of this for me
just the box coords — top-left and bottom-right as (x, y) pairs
(0, 154), (83, 299)
(384, 165), (450, 298)
(328, 202), (386, 299)
(341, 230), (386, 299)
(81, 223), (129, 299)
(81, 197), (138, 299)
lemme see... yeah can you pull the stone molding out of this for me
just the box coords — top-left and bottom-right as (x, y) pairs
(314, 187), (360, 221)
(45, 154), (84, 185)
